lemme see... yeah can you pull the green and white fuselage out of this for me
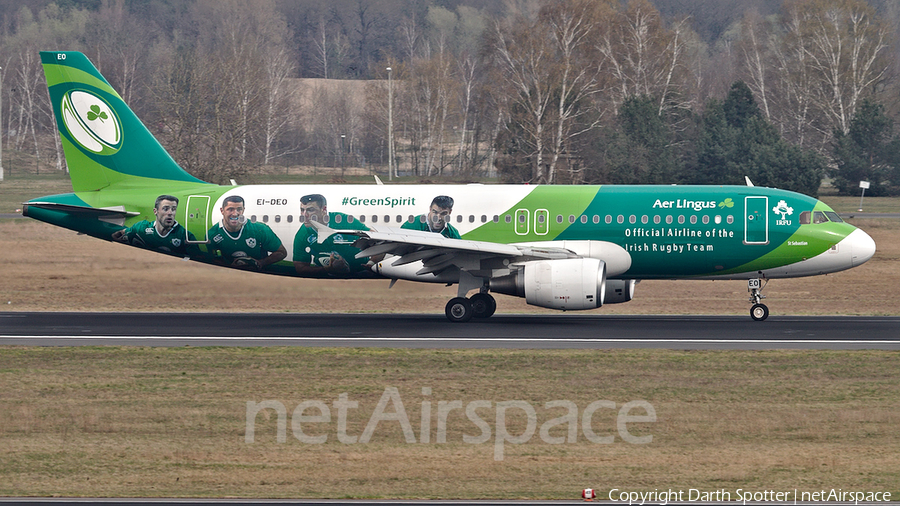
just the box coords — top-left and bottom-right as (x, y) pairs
(25, 51), (876, 321)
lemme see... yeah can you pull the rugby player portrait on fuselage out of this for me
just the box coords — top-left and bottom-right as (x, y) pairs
(208, 195), (286, 271)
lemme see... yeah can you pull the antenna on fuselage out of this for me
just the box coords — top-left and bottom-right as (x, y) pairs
(374, 175), (384, 185)
(744, 176), (754, 187)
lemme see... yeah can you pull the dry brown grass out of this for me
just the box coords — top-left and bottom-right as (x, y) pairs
(1, 347), (899, 498)
(1, 218), (897, 315)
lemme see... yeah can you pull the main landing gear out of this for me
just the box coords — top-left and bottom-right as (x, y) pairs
(748, 277), (769, 321)
(445, 292), (497, 323)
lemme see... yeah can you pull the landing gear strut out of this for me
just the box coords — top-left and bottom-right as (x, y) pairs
(748, 277), (769, 321)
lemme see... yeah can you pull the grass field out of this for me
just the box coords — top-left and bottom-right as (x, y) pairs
(2, 172), (900, 499)
(1, 347), (899, 499)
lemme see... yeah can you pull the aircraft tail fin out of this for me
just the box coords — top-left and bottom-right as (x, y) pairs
(40, 51), (206, 192)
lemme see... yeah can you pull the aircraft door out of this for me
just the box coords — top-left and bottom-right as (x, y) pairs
(744, 196), (768, 245)
(186, 195), (211, 243)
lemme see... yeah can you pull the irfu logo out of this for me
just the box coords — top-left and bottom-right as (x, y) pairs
(773, 200), (794, 225)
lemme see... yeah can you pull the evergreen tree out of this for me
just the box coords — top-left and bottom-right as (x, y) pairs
(589, 95), (683, 184)
(831, 99), (900, 196)
(690, 81), (823, 196)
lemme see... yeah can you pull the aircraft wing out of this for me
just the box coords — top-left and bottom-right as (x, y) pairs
(309, 221), (578, 276)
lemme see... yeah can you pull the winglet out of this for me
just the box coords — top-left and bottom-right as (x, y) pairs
(308, 220), (338, 244)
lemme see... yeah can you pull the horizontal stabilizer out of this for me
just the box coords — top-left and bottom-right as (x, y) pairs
(23, 202), (139, 226)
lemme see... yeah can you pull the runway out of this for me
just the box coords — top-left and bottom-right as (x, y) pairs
(2, 312), (899, 349)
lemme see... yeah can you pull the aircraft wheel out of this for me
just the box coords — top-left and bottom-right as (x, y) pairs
(750, 303), (769, 322)
(470, 293), (497, 318)
(445, 297), (474, 323)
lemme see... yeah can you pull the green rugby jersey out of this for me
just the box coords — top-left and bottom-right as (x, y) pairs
(292, 212), (370, 274)
(121, 220), (198, 256)
(209, 220), (283, 264)
(401, 215), (461, 238)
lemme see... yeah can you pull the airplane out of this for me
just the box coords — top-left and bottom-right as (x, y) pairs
(24, 51), (877, 322)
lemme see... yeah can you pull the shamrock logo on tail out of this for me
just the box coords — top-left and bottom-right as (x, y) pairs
(86, 104), (108, 123)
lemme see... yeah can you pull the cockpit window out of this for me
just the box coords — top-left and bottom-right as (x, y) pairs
(813, 211), (828, 224)
(799, 211), (811, 225)
(825, 211), (844, 223)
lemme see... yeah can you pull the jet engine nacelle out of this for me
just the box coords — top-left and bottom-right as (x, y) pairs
(604, 279), (637, 304)
(491, 258), (606, 310)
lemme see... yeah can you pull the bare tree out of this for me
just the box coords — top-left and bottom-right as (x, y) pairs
(595, 0), (694, 116)
(261, 45), (299, 165)
(489, 15), (554, 183)
(738, 10), (773, 120)
(543, 0), (606, 183)
(314, 16), (330, 79)
(780, 0), (890, 141)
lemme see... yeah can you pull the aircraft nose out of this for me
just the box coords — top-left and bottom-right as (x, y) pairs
(847, 228), (876, 267)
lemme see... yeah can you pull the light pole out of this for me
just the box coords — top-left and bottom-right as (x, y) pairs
(386, 66), (393, 181)
(340, 134), (346, 179)
(0, 65), (4, 182)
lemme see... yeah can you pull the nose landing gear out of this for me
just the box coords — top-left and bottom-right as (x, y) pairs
(748, 277), (769, 321)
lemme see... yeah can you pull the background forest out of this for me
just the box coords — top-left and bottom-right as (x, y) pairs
(1, 0), (899, 196)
